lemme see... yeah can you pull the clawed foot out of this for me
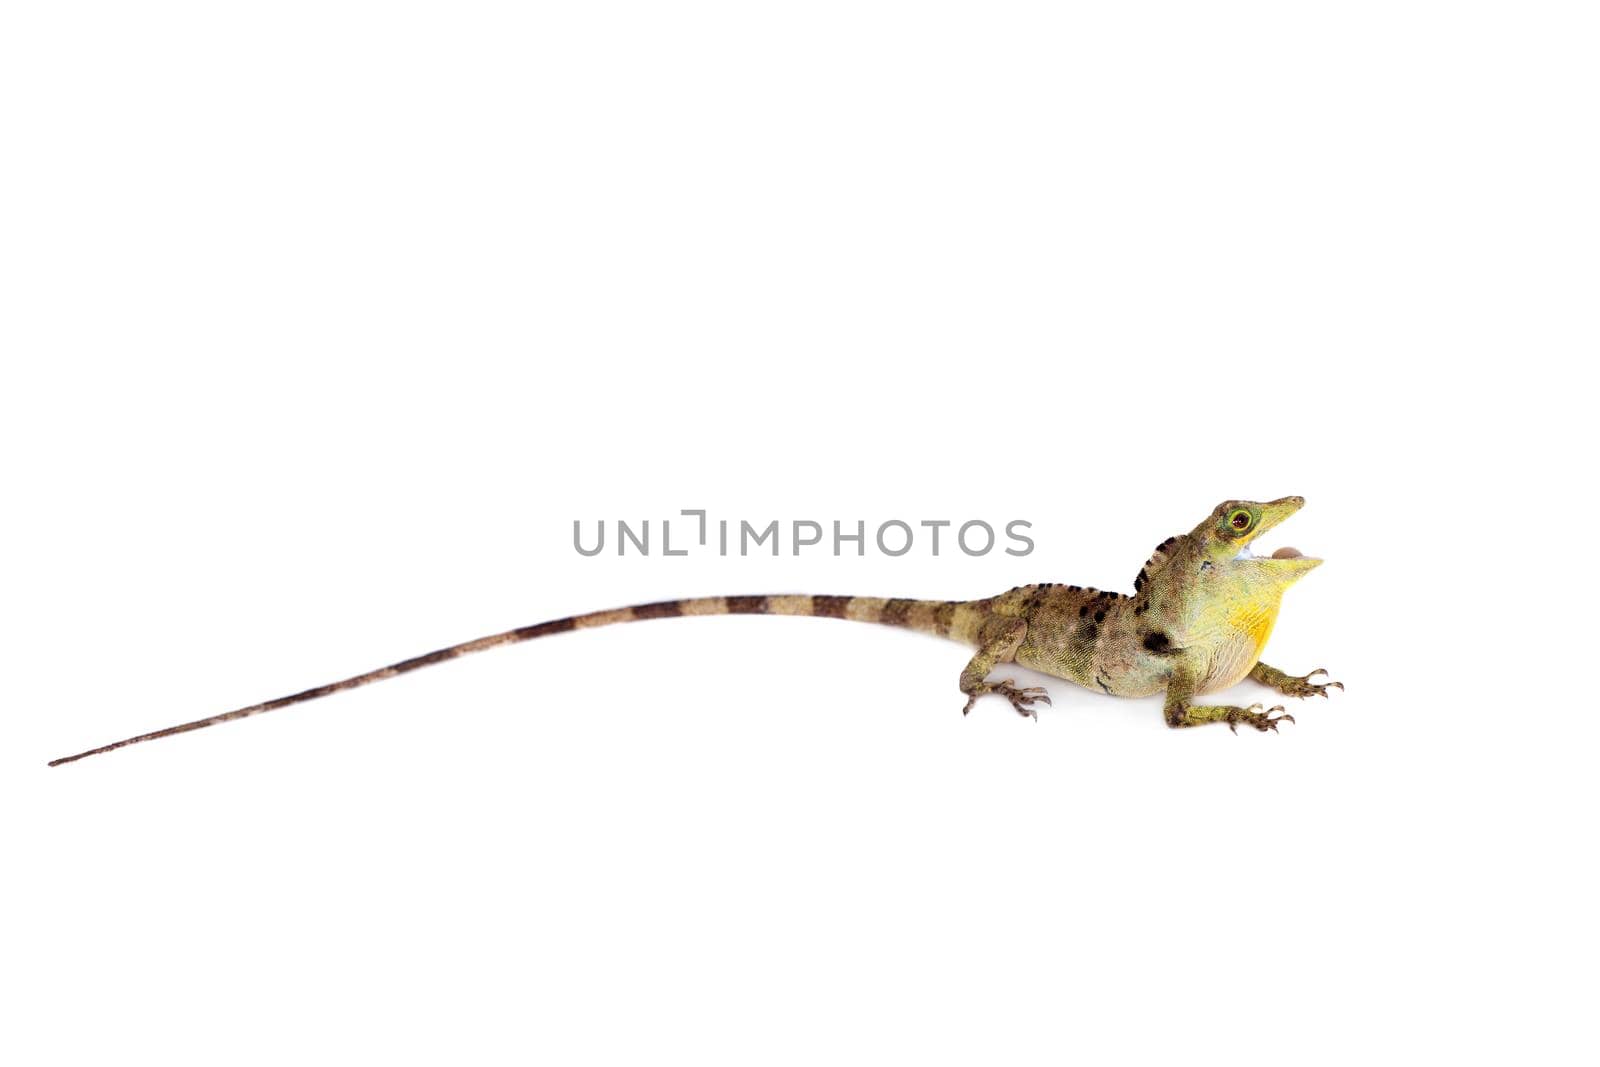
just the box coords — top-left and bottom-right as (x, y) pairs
(1280, 668), (1344, 699)
(962, 679), (1053, 719)
(1225, 704), (1296, 734)
(998, 681), (1051, 720)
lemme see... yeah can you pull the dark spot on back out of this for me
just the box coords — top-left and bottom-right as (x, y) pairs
(1143, 632), (1172, 654)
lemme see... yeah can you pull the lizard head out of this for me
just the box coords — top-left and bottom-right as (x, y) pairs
(1192, 496), (1322, 583)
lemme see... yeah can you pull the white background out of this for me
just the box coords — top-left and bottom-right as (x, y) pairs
(4, 3), (1595, 1064)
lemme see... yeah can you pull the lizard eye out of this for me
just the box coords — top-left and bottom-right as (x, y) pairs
(1229, 509), (1252, 531)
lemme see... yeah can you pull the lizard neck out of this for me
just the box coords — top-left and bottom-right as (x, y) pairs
(1210, 569), (1285, 657)
(1143, 549), (1298, 691)
(1189, 560), (1299, 687)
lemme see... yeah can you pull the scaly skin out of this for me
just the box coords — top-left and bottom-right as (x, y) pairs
(49, 498), (1339, 766)
(1250, 662), (1343, 699)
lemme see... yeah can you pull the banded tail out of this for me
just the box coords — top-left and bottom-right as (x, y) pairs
(49, 593), (987, 766)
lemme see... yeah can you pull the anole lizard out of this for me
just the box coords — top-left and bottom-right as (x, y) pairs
(49, 496), (1339, 765)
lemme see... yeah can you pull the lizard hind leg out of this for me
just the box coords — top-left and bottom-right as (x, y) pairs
(958, 619), (1051, 720)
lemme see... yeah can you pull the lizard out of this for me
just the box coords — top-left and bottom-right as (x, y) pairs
(48, 496), (1340, 766)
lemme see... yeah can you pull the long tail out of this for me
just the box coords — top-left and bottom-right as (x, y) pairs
(48, 593), (985, 767)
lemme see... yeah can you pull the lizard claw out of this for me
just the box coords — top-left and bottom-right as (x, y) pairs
(961, 680), (1053, 720)
(1285, 669), (1344, 699)
(1226, 703), (1295, 733)
(997, 683), (1052, 720)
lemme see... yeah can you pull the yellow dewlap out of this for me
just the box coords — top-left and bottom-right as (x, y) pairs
(1227, 595), (1282, 661)
(1228, 604), (1280, 655)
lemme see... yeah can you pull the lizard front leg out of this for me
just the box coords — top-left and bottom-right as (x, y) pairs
(1162, 669), (1294, 733)
(1250, 662), (1344, 699)
(959, 618), (1050, 719)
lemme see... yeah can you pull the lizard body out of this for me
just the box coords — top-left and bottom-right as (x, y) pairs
(48, 496), (1339, 766)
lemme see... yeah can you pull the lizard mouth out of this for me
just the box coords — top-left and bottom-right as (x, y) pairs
(1234, 542), (1307, 561)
